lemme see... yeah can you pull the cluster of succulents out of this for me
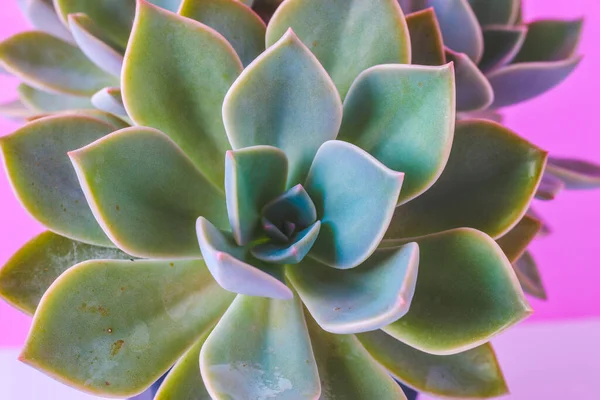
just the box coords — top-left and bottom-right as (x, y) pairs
(0, 0), (596, 399)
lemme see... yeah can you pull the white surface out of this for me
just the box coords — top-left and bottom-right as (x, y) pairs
(0, 319), (599, 399)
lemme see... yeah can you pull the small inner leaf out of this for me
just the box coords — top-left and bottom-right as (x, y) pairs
(251, 221), (321, 264)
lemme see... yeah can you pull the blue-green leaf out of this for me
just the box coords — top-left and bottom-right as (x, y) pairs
(288, 242), (418, 334)
(223, 29), (342, 187)
(338, 63), (455, 204)
(304, 141), (404, 269)
(251, 221), (321, 264)
(69, 127), (228, 258)
(446, 48), (494, 112)
(479, 26), (527, 73)
(123, 1), (243, 189)
(266, 0), (410, 98)
(201, 295), (320, 399)
(225, 146), (288, 246)
(22, 0), (74, 43)
(179, 0), (266, 67)
(513, 19), (583, 63)
(18, 84), (94, 112)
(467, 0), (520, 26)
(545, 156), (600, 189)
(91, 87), (127, 117)
(196, 218), (292, 299)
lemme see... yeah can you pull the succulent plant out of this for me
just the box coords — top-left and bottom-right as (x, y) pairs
(0, 0), (554, 399)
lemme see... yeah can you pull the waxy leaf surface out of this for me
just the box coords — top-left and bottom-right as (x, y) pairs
(70, 127), (228, 259)
(21, 259), (235, 397)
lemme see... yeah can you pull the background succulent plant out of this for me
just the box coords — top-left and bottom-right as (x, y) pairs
(0, 0), (555, 399)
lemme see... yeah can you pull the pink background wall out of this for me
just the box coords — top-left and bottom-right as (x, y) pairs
(0, 0), (599, 348)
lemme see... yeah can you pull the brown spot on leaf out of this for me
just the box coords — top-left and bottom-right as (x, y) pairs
(105, 381), (110, 386)
(115, 205), (120, 211)
(334, 307), (341, 311)
(120, 287), (126, 291)
(169, 263), (174, 267)
(111, 340), (125, 356)
(97, 306), (109, 316)
(107, 328), (113, 333)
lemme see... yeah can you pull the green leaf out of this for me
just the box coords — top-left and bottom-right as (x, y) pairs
(487, 56), (582, 108)
(251, 221), (321, 264)
(467, 0), (520, 26)
(123, 1), (243, 189)
(196, 217), (293, 299)
(305, 141), (404, 269)
(18, 84), (94, 113)
(496, 215), (542, 263)
(513, 19), (583, 63)
(338, 63), (455, 204)
(288, 242), (418, 334)
(0, 31), (118, 96)
(445, 48), (494, 112)
(385, 119), (547, 240)
(20, 259), (234, 397)
(383, 228), (532, 355)
(421, 0), (483, 63)
(91, 87), (127, 116)
(69, 127), (228, 258)
(266, 0), (410, 98)
(358, 330), (508, 398)
(149, 0), (183, 12)
(154, 331), (212, 400)
(21, 0), (74, 43)
(479, 26), (527, 73)
(545, 157), (600, 189)
(225, 146), (288, 246)
(305, 312), (407, 400)
(0, 115), (117, 246)
(179, 0), (266, 67)
(58, 109), (130, 129)
(223, 30), (341, 187)
(68, 13), (124, 77)
(406, 9), (446, 66)
(514, 251), (547, 300)
(200, 295), (321, 399)
(0, 231), (130, 315)
(54, 0), (136, 47)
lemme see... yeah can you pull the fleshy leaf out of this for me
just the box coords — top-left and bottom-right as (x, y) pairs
(338, 64), (455, 204)
(0, 31), (118, 96)
(458, 109), (504, 123)
(513, 19), (583, 63)
(385, 120), (546, 240)
(123, 1), (243, 189)
(22, 0), (74, 43)
(20, 259), (234, 397)
(479, 26), (527, 73)
(154, 332), (212, 400)
(149, 0), (183, 11)
(69, 127), (228, 258)
(58, 109), (130, 129)
(514, 251), (547, 300)
(0, 231), (130, 315)
(446, 48), (494, 112)
(68, 13), (124, 77)
(496, 215), (542, 263)
(18, 84), (93, 112)
(91, 87), (128, 116)
(305, 312), (407, 399)
(467, 0), (520, 26)
(266, 0), (410, 98)
(421, 0), (483, 63)
(200, 295), (321, 399)
(305, 141), (404, 269)
(179, 0), (266, 67)
(54, 0), (136, 47)
(196, 217), (293, 299)
(406, 9), (446, 66)
(225, 146), (288, 246)
(288, 242), (418, 334)
(487, 56), (582, 108)
(383, 228), (532, 355)
(251, 221), (321, 264)
(0, 99), (35, 121)
(223, 30), (342, 187)
(527, 207), (551, 237)
(262, 184), (317, 230)
(545, 157), (600, 189)
(535, 172), (565, 200)
(358, 330), (508, 398)
(0, 115), (116, 246)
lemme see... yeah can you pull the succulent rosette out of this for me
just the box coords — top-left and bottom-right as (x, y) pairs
(0, 0), (556, 399)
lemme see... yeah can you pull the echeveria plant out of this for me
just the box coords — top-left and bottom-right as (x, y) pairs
(0, 1), (550, 399)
